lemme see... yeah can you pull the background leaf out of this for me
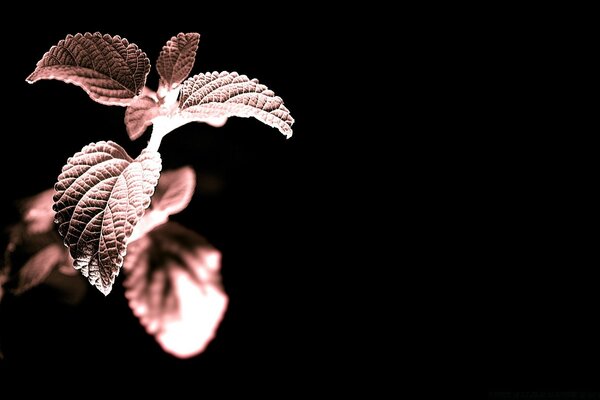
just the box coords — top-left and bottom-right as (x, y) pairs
(130, 166), (196, 242)
(53, 141), (161, 295)
(13, 244), (65, 295)
(125, 95), (160, 140)
(157, 33), (200, 90)
(18, 188), (55, 235)
(1, 189), (85, 301)
(4, 190), (63, 282)
(151, 166), (196, 216)
(124, 222), (228, 358)
(178, 71), (294, 137)
(26, 32), (150, 106)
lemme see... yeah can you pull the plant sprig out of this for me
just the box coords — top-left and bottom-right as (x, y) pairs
(26, 31), (294, 295)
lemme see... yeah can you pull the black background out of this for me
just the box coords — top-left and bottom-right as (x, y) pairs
(1, 7), (598, 397)
(0, 7), (339, 389)
(482, 25), (600, 394)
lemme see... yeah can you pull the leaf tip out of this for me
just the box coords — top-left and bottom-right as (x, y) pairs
(97, 284), (112, 296)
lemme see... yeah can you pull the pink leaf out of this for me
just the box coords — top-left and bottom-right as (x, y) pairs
(130, 166), (196, 242)
(18, 188), (55, 235)
(152, 166), (196, 216)
(178, 71), (294, 137)
(26, 32), (150, 106)
(13, 244), (66, 295)
(53, 141), (161, 295)
(125, 95), (160, 140)
(157, 33), (200, 90)
(2, 189), (80, 299)
(124, 222), (228, 358)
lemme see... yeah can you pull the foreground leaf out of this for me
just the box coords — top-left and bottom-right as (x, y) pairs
(157, 33), (200, 90)
(26, 32), (150, 106)
(179, 71), (294, 138)
(53, 141), (161, 295)
(124, 222), (227, 358)
(125, 95), (160, 140)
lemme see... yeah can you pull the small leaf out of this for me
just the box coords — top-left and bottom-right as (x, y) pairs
(18, 188), (55, 235)
(26, 32), (150, 106)
(125, 95), (160, 140)
(129, 166), (196, 242)
(53, 141), (162, 295)
(157, 33), (200, 90)
(152, 166), (196, 216)
(179, 71), (294, 138)
(13, 244), (66, 295)
(124, 222), (228, 358)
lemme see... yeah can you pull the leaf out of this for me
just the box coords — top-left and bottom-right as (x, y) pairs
(152, 166), (196, 216)
(125, 95), (160, 140)
(18, 188), (55, 235)
(13, 244), (66, 295)
(178, 71), (294, 138)
(124, 222), (228, 358)
(0, 189), (85, 302)
(157, 33), (200, 90)
(6, 209), (62, 268)
(129, 166), (196, 242)
(53, 141), (162, 295)
(26, 32), (150, 106)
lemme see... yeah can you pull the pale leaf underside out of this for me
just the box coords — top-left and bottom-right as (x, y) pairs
(157, 32), (200, 90)
(129, 166), (196, 242)
(53, 141), (161, 295)
(26, 32), (150, 106)
(151, 166), (196, 216)
(124, 222), (227, 358)
(125, 95), (160, 140)
(178, 71), (294, 138)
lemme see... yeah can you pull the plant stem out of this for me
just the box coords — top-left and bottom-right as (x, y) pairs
(147, 119), (171, 152)
(147, 130), (163, 152)
(146, 114), (185, 152)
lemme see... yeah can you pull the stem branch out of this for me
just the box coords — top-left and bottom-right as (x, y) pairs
(147, 130), (163, 152)
(147, 118), (171, 152)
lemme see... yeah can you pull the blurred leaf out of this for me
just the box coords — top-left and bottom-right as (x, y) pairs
(26, 32), (150, 106)
(57, 253), (78, 276)
(1, 190), (86, 303)
(18, 188), (55, 235)
(130, 166), (196, 242)
(124, 222), (227, 358)
(4, 190), (63, 286)
(13, 244), (65, 295)
(54, 141), (161, 295)
(42, 267), (88, 305)
(151, 166), (196, 216)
